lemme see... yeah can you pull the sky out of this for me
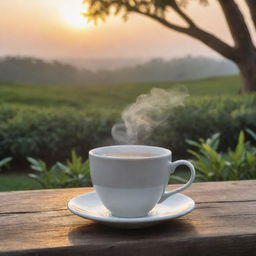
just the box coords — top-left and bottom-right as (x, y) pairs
(0, 0), (255, 60)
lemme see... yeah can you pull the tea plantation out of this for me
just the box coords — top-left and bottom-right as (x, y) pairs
(0, 75), (239, 112)
(1, 74), (256, 191)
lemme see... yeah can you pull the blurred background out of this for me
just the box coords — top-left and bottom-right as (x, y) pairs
(0, 0), (255, 190)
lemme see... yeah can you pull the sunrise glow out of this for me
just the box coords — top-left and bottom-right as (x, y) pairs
(61, 0), (91, 29)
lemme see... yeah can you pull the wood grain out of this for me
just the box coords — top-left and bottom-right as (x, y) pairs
(0, 180), (256, 256)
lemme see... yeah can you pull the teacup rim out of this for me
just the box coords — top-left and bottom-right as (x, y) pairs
(89, 145), (172, 160)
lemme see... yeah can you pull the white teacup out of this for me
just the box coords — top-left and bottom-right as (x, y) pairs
(89, 145), (195, 218)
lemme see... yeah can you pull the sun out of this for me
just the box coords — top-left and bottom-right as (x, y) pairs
(61, 0), (91, 29)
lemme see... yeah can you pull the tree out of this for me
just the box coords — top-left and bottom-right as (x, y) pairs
(84, 0), (256, 93)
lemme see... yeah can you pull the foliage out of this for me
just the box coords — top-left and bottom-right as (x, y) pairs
(0, 92), (256, 166)
(28, 150), (92, 189)
(84, 0), (206, 23)
(0, 157), (12, 170)
(174, 130), (256, 182)
(63, 150), (92, 187)
(0, 75), (240, 111)
(0, 78), (255, 169)
(151, 95), (256, 155)
(28, 157), (66, 188)
(27, 130), (256, 190)
(0, 106), (114, 164)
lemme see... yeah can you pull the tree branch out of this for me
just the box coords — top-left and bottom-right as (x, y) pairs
(167, 0), (195, 27)
(86, 0), (238, 61)
(126, 5), (190, 33)
(127, 4), (237, 61)
(186, 26), (239, 61)
(245, 0), (256, 32)
(217, 0), (254, 51)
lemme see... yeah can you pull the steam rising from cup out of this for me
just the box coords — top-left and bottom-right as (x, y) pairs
(112, 85), (189, 144)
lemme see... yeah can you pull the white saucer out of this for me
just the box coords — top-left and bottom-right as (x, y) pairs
(68, 192), (195, 229)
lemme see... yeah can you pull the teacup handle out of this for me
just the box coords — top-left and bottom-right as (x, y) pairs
(158, 160), (195, 203)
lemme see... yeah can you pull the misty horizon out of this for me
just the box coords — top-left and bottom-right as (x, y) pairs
(0, 54), (233, 71)
(0, 55), (238, 86)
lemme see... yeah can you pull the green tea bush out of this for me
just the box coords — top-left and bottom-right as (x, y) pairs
(0, 104), (115, 164)
(150, 95), (256, 155)
(0, 95), (256, 168)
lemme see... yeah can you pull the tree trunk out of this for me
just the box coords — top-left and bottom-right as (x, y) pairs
(237, 51), (256, 93)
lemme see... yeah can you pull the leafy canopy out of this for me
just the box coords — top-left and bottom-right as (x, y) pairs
(84, 0), (208, 24)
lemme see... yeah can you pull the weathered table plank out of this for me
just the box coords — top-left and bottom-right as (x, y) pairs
(0, 180), (256, 256)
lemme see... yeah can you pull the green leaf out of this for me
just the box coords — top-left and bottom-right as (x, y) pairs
(28, 173), (39, 179)
(170, 175), (187, 184)
(246, 128), (256, 142)
(235, 131), (245, 158)
(186, 139), (201, 148)
(0, 157), (12, 168)
(27, 151), (91, 189)
(27, 157), (40, 166)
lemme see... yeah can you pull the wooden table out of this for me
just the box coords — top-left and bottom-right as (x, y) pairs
(0, 180), (256, 256)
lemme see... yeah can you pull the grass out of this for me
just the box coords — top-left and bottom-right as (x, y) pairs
(0, 173), (41, 191)
(0, 75), (240, 112)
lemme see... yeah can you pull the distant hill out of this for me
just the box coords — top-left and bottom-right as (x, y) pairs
(0, 56), (238, 86)
(62, 57), (147, 71)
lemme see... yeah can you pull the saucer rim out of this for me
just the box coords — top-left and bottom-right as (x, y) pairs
(67, 192), (195, 224)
